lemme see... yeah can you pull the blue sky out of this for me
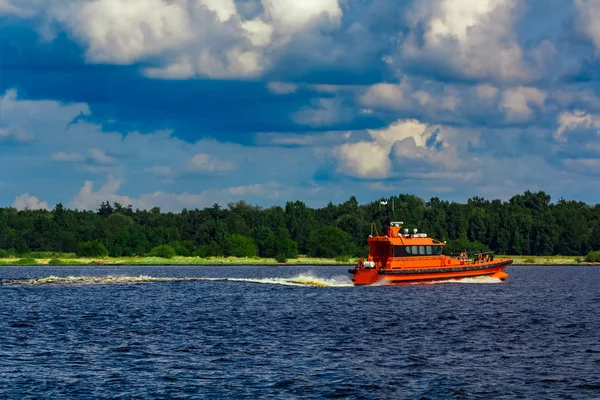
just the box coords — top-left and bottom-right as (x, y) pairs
(2, 0), (600, 211)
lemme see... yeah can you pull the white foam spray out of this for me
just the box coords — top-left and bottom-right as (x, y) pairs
(1, 273), (354, 287)
(421, 276), (504, 285)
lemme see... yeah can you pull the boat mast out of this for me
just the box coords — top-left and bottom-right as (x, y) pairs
(379, 198), (394, 229)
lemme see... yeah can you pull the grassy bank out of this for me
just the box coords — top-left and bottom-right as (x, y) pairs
(0, 255), (598, 266)
(499, 255), (594, 265)
(0, 255), (360, 266)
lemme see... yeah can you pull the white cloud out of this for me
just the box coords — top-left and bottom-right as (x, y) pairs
(143, 59), (196, 80)
(262, 0), (342, 35)
(69, 178), (136, 210)
(308, 84), (355, 94)
(336, 141), (393, 178)
(13, 193), (49, 210)
(51, 152), (84, 162)
(68, 178), (285, 211)
(0, 126), (33, 143)
(359, 78), (464, 118)
(426, 0), (501, 42)
(0, 0), (32, 16)
(198, 0), (237, 23)
(267, 81), (298, 95)
(242, 18), (274, 47)
(335, 119), (437, 178)
(139, 181), (285, 210)
(403, 170), (483, 181)
(575, 0), (600, 54)
(89, 148), (116, 165)
(255, 130), (353, 147)
(333, 116), (490, 182)
(550, 88), (600, 111)
(555, 110), (600, 141)
(396, 0), (547, 82)
(500, 87), (547, 121)
(188, 153), (235, 172)
(361, 83), (408, 110)
(2, 89), (90, 125)
(371, 119), (433, 148)
(57, 0), (193, 64)
(562, 158), (600, 175)
(225, 181), (278, 196)
(476, 84), (498, 100)
(42, 0), (343, 79)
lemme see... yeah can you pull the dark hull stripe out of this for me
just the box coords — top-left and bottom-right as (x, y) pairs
(377, 260), (512, 275)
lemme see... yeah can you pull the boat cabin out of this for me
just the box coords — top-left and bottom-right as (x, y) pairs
(367, 221), (446, 267)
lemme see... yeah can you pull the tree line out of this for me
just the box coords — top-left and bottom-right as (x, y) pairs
(0, 190), (599, 259)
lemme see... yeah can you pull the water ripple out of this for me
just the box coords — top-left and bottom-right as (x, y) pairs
(0, 265), (598, 398)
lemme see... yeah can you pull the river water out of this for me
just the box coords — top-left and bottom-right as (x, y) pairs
(1, 265), (599, 399)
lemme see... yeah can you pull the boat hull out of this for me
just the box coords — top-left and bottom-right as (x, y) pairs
(349, 260), (512, 286)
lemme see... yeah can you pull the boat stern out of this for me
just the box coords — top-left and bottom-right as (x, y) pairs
(349, 261), (382, 285)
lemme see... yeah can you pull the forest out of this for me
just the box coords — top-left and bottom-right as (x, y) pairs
(1, 190), (600, 260)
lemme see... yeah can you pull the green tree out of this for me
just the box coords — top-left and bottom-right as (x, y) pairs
(285, 201), (315, 254)
(273, 227), (298, 259)
(149, 244), (176, 259)
(227, 234), (258, 257)
(308, 226), (357, 258)
(97, 201), (114, 217)
(552, 200), (589, 255)
(252, 225), (277, 258)
(425, 197), (449, 240)
(531, 211), (559, 255)
(3, 189), (600, 259)
(445, 238), (490, 255)
(170, 241), (195, 256)
(194, 242), (224, 257)
(77, 240), (108, 257)
(336, 214), (368, 250)
(589, 223), (600, 251)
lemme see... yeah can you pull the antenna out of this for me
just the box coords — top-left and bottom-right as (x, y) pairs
(379, 198), (394, 228)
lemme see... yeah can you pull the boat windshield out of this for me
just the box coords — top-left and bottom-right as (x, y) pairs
(393, 245), (444, 257)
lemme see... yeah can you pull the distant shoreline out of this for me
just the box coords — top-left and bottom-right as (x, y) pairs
(0, 255), (599, 267)
(0, 256), (350, 267)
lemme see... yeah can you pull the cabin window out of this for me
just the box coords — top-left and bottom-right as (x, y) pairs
(393, 245), (444, 257)
(394, 246), (405, 256)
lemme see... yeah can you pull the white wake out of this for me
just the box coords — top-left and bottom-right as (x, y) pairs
(421, 275), (504, 285)
(1, 273), (354, 287)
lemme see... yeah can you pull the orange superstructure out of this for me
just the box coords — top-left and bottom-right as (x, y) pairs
(349, 220), (512, 285)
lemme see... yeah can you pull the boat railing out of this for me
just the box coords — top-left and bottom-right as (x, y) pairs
(448, 250), (495, 263)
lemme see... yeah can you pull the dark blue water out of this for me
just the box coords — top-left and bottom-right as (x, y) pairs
(1, 265), (599, 399)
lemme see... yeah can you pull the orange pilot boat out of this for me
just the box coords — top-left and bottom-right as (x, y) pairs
(349, 204), (512, 285)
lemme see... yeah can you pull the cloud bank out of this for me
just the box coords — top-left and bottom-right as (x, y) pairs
(2, 0), (600, 210)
